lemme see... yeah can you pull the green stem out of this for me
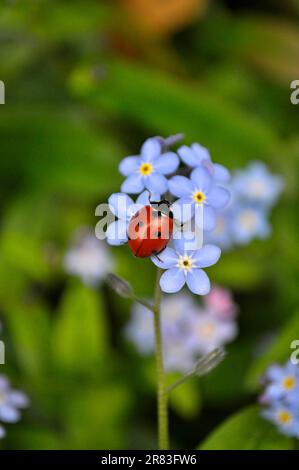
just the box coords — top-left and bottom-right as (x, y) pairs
(153, 268), (169, 450)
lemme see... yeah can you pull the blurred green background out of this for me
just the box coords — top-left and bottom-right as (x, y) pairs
(0, 0), (299, 450)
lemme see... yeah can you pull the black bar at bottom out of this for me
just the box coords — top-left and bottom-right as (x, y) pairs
(0, 450), (298, 465)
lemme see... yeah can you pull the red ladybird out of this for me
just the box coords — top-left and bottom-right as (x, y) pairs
(128, 200), (174, 258)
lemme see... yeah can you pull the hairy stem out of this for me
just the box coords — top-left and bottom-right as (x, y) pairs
(153, 268), (169, 450)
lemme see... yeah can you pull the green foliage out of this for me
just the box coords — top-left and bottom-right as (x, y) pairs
(246, 312), (299, 391)
(199, 406), (294, 450)
(52, 282), (108, 374)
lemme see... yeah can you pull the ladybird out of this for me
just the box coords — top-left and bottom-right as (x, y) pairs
(128, 200), (174, 258)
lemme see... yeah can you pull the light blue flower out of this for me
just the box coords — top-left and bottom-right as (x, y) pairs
(260, 361), (299, 439)
(119, 137), (179, 194)
(125, 292), (237, 373)
(169, 166), (230, 231)
(106, 190), (160, 245)
(178, 143), (230, 183)
(0, 375), (29, 425)
(262, 362), (299, 406)
(230, 204), (270, 245)
(262, 405), (299, 438)
(151, 241), (221, 295)
(232, 161), (284, 208)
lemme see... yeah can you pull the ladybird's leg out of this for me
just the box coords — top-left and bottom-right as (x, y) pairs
(152, 246), (168, 263)
(154, 253), (163, 263)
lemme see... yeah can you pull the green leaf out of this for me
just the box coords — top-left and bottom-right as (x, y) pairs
(51, 282), (108, 374)
(245, 312), (299, 391)
(0, 108), (122, 200)
(199, 405), (294, 450)
(70, 60), (279, 166)
(63, 384), (130, 449)
(6, 301), (51, 378)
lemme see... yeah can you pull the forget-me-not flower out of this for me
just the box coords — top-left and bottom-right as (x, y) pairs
(119, 137), (179, 194)
(151, 239), (221, 295)
(261, 362), (299, 406)
(169, 166), (230, 231)
(260, 361), (299, 439)
(0, 375), (29, 434)
(232, 162), (284, 208)
(186, 311), (238, 356)
(230, 204), (270, 245)
(64, 230), (113, 287)
(125, 291), (238, 373)
(262, 405), (299, 438)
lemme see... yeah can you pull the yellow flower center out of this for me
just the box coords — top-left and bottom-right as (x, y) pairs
(139, 162), (153, 176)
(282, 376), (296, 391)
(277, 410), (292, 425)
(192, 190), (206, 205)
(178, 255), (193, 272)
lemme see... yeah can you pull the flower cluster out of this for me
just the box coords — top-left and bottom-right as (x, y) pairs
(0, 324), (29, 439)
(0, 375), (29, 439)
(64, 228), (114, 287)
(259, 361), (299, 438)
(106, 136), (231, 295)
(206, 162), (284, 249)
(125, 287), (238, 373)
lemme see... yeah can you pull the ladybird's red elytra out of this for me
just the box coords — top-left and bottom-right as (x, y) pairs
(128, 201), (174, 258)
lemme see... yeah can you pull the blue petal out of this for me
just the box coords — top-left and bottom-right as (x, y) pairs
(146, 173), (168, 194)
(106, 220), (128, 245)
(168, 175), (193, 197)
(160, 268), (186, 293)
(108, 193), (134, 220)
(178, 145), (199, 167)
(119, 156), (140, 176)
(191, 143), (211, 163)
(186, 269), (211, 295)
(141, 138), (161, 161)
(151, 247), (178, 269)
(172, 230), (203, 254)
(191, 166), (212, 192)
(171, 197), (194, 223)
(214, 163), (230, 183)
(121, 173), (145, 194)
(193, 244), (221, 268)
(208, 186), (230, 209)
(266, 365), (284, 381)
(0, 404), (20, 423)
(154, 152), (179, 174)
(136, 190), (160, 206)
(195, 204), (216, 231)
